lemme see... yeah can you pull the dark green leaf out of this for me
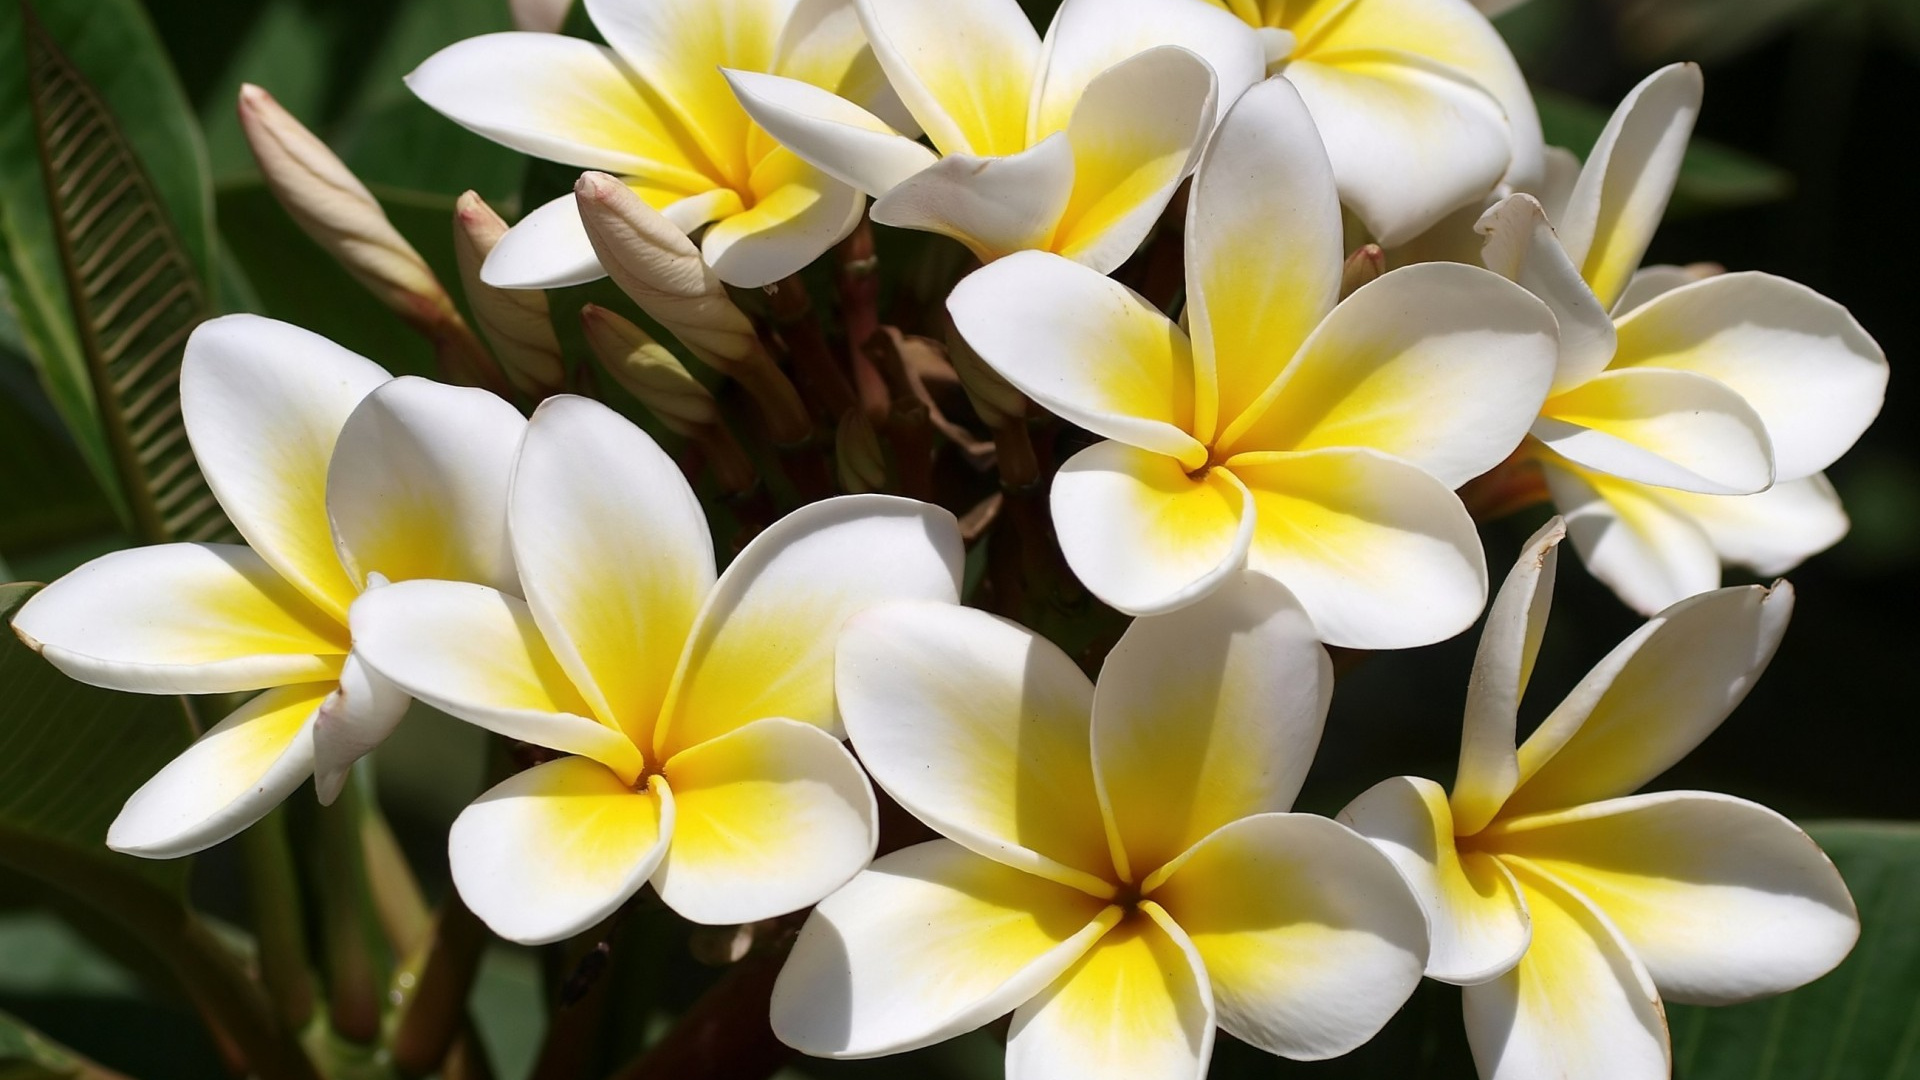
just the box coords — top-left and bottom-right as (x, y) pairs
(0, 1005), (121, 1079)
(1534, 89), (1794, 217)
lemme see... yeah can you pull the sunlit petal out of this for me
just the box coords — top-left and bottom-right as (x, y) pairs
(1540, 455), (1723, 615)
(854, 0), (1041, 157)
(870, 136), (1076, 264)
(1535, 368), (1774, 496)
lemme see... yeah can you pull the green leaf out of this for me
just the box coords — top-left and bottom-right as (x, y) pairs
(0, 0), (230, 545)
(1671, 821), (1920, 1080)
(0, 1006), (123, 1079)
(1534, 89), (1794, 217)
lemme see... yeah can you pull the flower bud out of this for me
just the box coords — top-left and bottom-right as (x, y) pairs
(1340, 243), (1386, 299)
(835, 407), (888, 494)
(579, 304), (717, 436)
(511, 0), (573, 32)
(453, 192), (567, 397)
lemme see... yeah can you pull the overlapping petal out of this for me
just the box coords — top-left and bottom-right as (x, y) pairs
(449, 756), (672, 945)
(870, 136), (1075, 263)
(771, 840), (1117, 1057)
(1541, 456), (1723, 615)
(855, 0), (1041, 158)
(1534, 368), (1774, 496)
(311, 651), (411, 805)
(724, 68), (940, 195)
(480, 193), (610, 290)
(1662, 475), (1850, 577)
(702, 150), (865, 287)
(1477, 194), (1619, 393)
(1029, 0), (1262, 142)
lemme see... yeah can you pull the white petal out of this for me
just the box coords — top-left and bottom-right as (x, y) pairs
(450, 756), (672, 945)
(311, 650), (411, 806)
(1147, 813), (1430, 1060)
(774, 0), (915, 131)
(348, 580), (646, 781)
(1540, 455), (1724, 616)
(1507, 580), (1793, 816)
(1285, 51), (1510, 247)
(327, 377), (525, 595)
(1005, 905), (1214, 1080)
(947, 251), (1205, 465)
(1533, 368), (1774, 496)
(1092, 571), (1331, 879)
(511, 396), (714, 748)
(481, 194), (608, 290)
(182, 315), (391, 620)
(854, 0), (1042, 157)
(1051, 440), (1256, 617)
(11, 543), (346, 694)
(652, 718), (877, 924)
(724, 68), (939, 195)
(1185, 77), (1343, 442)
(1555, 63), (1702, 310)
(1476, 194), (1618, 393)
(1221, 262), (1559, 489)
(1339, 776), (1531, 985)
(703, 153), (866, 287)
(1665, 474), (1850, 577)
(1030, 0), (1262, 141)
(1463, 858), (1670, 1080)
(1611, 272), (1887, 482)
(1451, 517), (1564, 835)
(1484, 791), (1857, 1005)
(108, 683), (328, 859)
(1613, 263), (1712, 316)
(870, 134), (1076, 263)
(1233, 447), (1488, 650)
(835, 601), (1117, 893)
(771, 840), (1116, 1057)
(658, 495), (962, 754)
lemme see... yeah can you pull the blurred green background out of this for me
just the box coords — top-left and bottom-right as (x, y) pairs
(1, 0), (1916, 1076)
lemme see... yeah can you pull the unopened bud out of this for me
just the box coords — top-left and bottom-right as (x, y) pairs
(454, 192), (566, 397)
(579, 304), (717, 436)
(510, 0), (573, 32)
(1340, 243), (1386, 299)
(946, 326), (1026, 428)
(835, 408), (888, 494)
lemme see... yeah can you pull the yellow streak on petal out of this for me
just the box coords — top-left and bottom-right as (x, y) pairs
(519, 759), (670, 891)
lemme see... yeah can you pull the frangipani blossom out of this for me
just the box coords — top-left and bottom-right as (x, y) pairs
(349, 396), (962, 944)
(9, 316), (526, 856)
(1476, 64), (1886, 613)
(949, 77), (1560, 647)
(408, 0), (902, 290)
(1202, 0), (1545, 246)
(776, 573), (1429, 1076)
(1340, 520), (1858, 1080)
(726, 0), (1264, 272)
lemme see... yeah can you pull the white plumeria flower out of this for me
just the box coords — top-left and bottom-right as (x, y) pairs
(948, 77), (1560, 647)
(408, 0), (904, 290)
(725, 0), (1265, 273)
(1340, 519), (1858, 1080)
(348, 395), (962, 944)
(1476, 64), (1887, 613)
(1201, 0), (1545, 246)
(776, 572), (1429, 1077)
(9, 315), (526, 856)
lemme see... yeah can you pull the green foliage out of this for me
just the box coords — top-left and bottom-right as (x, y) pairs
(0, 1007), (110, 1079)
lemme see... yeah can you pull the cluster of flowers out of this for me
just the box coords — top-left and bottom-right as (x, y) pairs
(8, 0), (1890, 1078)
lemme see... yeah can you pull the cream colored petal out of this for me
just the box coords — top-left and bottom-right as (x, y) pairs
(347, 580), (645, 781)
(835, 600), (1116, 894)
(1451, 517), (1564, 835)
(1506, 580), (1793, 817)
(703, 151), (865, 287)
(854, 0), (1041, 157)
(1483, 791), (1857, 1005)
(652, 718), (877, 925)
(1005, 906), (1214, 1080)
(947, 252), (1204, 465)
(774, 0), (910, 126)
(12, 543), (346, 695)
(1663, 474), (1850, 578)
(1220, 263), (1557, 488)
(657, 495), (962, 755)
(106, 683), (328, 859)
(723, 68), (938, 196)
(1555, 63), (1702, 310)
(311, 650), (410, 806)
(1613, 263), (1712, 316)
(1232, 447), (1487, 650)
(1539, 454), (1723, 616)
(870, 135), (1076, 264)
(182, 315), (391, 620)
(480, 194), (609, 290)
(1338, 776), (1531, 984)
(1184, 77), (1342, 444)
(1092, 571), (1331, 880)
(1476, 194), (1618, 393)
(511, 394), (715, 748)
(771, 840), (1117, 1057)
(327, 377), (526, 595)
(1610, 272), (1887, 483)
(1148, 813), (1429, 1061)
(1462, 858), (1670, 1080)
(1534, 368), (1774, 496)
(1051, 441), (1256, 617)
(450, 756), (672, 945)
(1030, 0), (1262, 141)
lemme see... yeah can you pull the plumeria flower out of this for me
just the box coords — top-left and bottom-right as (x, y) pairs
(1340, 519), (1858, 1080)
(9, 316), (526, 856)
(1201, 0), (1544, 246)
(726, 0), (1264, 272)
(948, 77), (1560, 647)
(349, 395), (962, 944)
(1475, 64), (1887, 613)
(776, 572), (1429, 1076)
(408, 0), (909, 289)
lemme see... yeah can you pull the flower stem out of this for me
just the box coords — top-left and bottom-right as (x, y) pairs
(241, 807), (316, 1033)
(315, 771), (385, 1046)
(389, 894), (490, 1078)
